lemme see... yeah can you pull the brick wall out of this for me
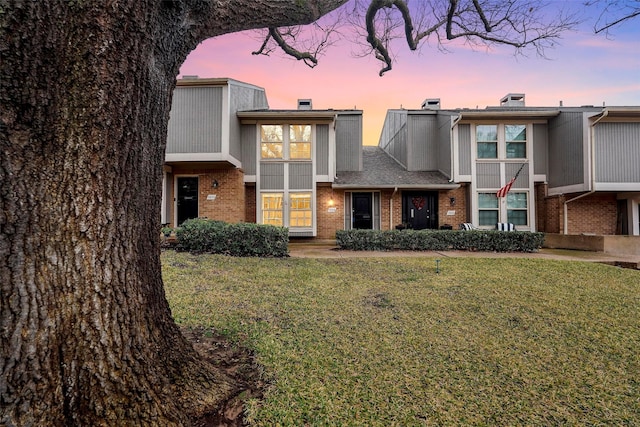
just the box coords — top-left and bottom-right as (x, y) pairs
(169, 165), (245, 225)
(316, 185), (344, 239)
(438, 185), (468, 229)
(540, 192), (618, 235)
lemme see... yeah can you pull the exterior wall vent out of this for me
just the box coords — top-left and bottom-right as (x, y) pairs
(500, 93), (525, 107)
(298, 99), (313, 110)
(421, 98), (441, 110)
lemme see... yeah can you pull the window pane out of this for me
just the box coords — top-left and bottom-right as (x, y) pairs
(261, 125), (283, 142)
(505, 125), (526, 141)
(290, 142), (311, 159)
(506, 141), (526, 158)
(290, 125), (311, 142)
(476, 125), (497, 142)
(261, 125), (284, 159)
(479, 210), (498, 226)
(290, 193), (312, 227)
(478, 193), (498, 209)
(507, 192), (527, 209)
(478, 142), (497, 159)
(262, 193), (283, 226)
(507, 210), (527, 225)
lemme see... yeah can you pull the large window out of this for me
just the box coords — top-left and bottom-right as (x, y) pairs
(478, 193), (499, 226)
(476, 125), (498, 159)
(289, 192), (312, 227)
(261, 124), (312, 160)
(261, 125), (283, 159)
(507, 192), (528, 225)
(261, 193), (283, 226)
(289, 125), (312, 159)
(505, 125), (526, 158)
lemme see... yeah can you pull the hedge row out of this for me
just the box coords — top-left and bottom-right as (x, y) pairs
(336, 229), (545, 253)
(175, 219), (289, 257)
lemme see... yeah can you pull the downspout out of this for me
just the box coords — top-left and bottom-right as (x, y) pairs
(562, 109), (608, 234)
(390, 187), (398, 229)
(450, 114), (463, 182)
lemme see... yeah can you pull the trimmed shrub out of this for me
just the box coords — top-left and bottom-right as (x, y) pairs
(336, 229), (544, 253)
(175, 219), (289, 257)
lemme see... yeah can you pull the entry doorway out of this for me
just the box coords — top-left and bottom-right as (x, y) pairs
(352, 192), (373, 229)
(402, 191), (438, 230)
(176, 176), (199, 225)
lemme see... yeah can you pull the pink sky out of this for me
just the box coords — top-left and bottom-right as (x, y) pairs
(179, 3), (640, 145)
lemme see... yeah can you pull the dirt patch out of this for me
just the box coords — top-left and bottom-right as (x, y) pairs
(183, 326), (266, 427)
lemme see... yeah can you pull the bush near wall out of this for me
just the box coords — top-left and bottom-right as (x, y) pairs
(175, 219), (289, 257)
(336, 229), (545, 253)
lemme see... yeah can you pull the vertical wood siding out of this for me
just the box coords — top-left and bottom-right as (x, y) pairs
(437, 115), (453, 177)
(533, 123), (548, 176)
(241, 124), (257, 175)
(379, 111), (408, 168)
(458, 124), (472, 175)
(506, 162), (529, 188)
(316, 124), (329, 176)
(260, 163), (285, 190)
(167, 86), (223, 153)
(595, 122), (640, 182)
(289, 163), (313, 190)
(476, 163), (500, 188)
(548, 112), (585, 187)
(407, 114), (438, 171)
(336, 113), (363, 172)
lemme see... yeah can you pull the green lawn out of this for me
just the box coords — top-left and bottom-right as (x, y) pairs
(162, 251), (640, 426)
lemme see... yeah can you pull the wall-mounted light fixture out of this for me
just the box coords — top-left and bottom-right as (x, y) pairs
(212, 179), (219, 189)
(328, 197), (335, 207)
(449, 197), (456, 206)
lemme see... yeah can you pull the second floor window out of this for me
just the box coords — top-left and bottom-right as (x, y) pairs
(505, 125), (526, 158)
(261, 124), (312, 160)
(477, 125), (498, 158)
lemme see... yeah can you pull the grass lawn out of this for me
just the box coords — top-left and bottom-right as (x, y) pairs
(162, 251), (639, 426)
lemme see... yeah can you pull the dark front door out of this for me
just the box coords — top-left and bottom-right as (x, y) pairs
(352, 192), (373, 229)
(177, 177), (198, 225)
(402, 191), (438, 230)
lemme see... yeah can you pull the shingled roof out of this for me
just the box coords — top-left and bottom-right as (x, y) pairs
(333, 146), (458, 189)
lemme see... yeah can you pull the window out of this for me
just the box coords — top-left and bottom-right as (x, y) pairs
(289, 125), (311, 159)
(289, 192), (312, 227)
(261, 125), (283, 159)
(261, 193), (283, 226)
(476, 125), (498, 159)
(507, 192), (528, 225)
(478, 193), (499, 226)
(505, 125), (526, 158)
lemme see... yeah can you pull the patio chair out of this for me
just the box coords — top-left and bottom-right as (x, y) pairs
(496, 223), (515, 231)
(459, 223), (478, 230)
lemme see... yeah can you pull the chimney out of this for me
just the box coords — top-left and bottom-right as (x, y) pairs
(297, 99), (313, 110)
(421, 98), (441, 110)
(500, 93), (525, 107)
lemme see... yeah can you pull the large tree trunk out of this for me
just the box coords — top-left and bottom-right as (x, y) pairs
(0, 2), (233, 425)
(0, 1), (348, 425)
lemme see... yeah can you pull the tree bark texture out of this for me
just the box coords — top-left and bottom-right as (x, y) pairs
(0, 1), (347, 425)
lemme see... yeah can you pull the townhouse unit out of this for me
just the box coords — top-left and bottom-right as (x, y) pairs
(163, 78), (640, 239)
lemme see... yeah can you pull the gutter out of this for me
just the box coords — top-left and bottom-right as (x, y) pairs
(562, 109), (608, 234)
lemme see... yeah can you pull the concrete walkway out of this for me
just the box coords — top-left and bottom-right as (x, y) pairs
(288, 241), (640, 269)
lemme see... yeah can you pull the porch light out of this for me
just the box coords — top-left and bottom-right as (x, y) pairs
(449, 197), (456, 206)
(211, 179), (219, 188)
(328, 197), (335, 207)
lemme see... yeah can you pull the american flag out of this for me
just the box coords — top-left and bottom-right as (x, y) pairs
(497, 164), (526, 198)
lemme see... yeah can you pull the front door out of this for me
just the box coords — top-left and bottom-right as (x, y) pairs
(402, 191), (438, 230)
(177, 177), (198, 225)
(352, 192), (373, 229)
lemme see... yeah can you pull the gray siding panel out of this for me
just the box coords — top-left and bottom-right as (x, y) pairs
(548, 112), (584, 187)
(316, 124), (329, 175)
(506, 162), (529, 188)
(167, 87), (223, 153)
(476, 163), (500, 188)
(241, 125), (257, 175)
(289, 163), (313, 190)
(260, 163), (284, 190)
(437, 114), (452, 177)
(379, 111), (408, 168)
(532, 123), (548, 176)
(407, 115), (438, 171)
(458, 124), (472, 175)
(229, 83), (269, 160)
(336, 113), (362, 172)
(595, 122), (640, 183)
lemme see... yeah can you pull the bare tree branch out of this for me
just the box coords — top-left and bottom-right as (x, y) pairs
(585, 0), (640, 34)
